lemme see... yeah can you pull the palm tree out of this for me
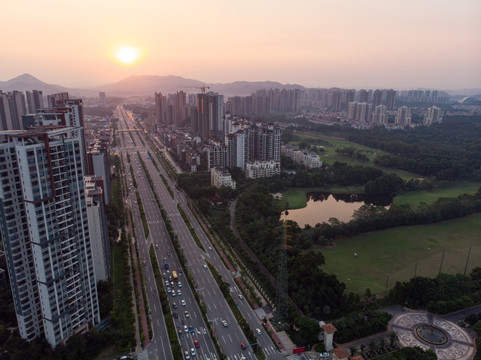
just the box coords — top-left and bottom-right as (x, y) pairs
(369, 340), (377, 356)
(389, 331), (398, 349)
(349, 345), (357, 356)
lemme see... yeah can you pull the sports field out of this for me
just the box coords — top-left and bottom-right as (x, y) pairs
(316, 214), (481, 295)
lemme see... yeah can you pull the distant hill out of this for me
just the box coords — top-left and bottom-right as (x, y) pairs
(207, 80), (306, 97)
(97, 75), (306, 97)
(0, 73), (68, 95)
(97, 75), (206, 96)
(445, 88), (481, 97)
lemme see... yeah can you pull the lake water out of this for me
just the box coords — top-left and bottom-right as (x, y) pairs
(282, 192), (392, 227)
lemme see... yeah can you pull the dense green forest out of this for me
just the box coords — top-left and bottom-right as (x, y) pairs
(300, 115), (481, 181)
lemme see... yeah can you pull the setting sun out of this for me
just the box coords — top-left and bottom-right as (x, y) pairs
(115, 46), (139, 64)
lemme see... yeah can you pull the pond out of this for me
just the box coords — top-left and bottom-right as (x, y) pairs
(281, 192), (392, 227)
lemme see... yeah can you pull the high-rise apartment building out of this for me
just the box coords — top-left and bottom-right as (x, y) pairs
(0, 92), (13, 130)
(173, 91), (188, 126)
(425, 106), (442, 125)
(154, 92), (166, 127)
(0, 91), (27, 130)
(395, 106), (412, 126)
(386, 89), (396, 110)
(331, 90), (342, 112)
(26, 90), (45, 114)
(0, 107), (100, 348)
(372, 89), (382, 108)
(196, 92), (224, 140)
(372, 105), (387, 125)
(348, 102), (372, 122)
(359, 89), (369, 103)
(85, 176), (110, 282)
(226, 130), (247, 169)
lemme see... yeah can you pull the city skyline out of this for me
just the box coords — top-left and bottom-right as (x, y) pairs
(2, 0), (480, 90)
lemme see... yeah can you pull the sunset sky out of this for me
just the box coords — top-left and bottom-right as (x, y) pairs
(1, 0), (480, 90)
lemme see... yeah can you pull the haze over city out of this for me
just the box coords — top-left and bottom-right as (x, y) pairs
(2, 0), (480, 90)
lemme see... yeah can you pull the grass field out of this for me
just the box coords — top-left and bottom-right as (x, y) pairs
(316, 214), (481, 296)
(393, 182), (481, 206)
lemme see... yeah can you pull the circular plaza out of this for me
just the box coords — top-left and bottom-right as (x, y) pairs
(391, 312), (475, 360)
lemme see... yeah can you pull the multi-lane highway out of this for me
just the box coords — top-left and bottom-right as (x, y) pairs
(115, 105), (283, 360)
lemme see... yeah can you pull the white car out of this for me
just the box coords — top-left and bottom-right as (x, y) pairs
(181, 299), (186, 306)
(191, 348), (196, 356)
(256, 328), (262, 335)
(222, 320), (228, 327)
(171, 290), (176, 297)
(203, 264), (207, 270)
(178, 282), (182, 288)
(178, 290), (182, 296)
(167, 287), (171, 293)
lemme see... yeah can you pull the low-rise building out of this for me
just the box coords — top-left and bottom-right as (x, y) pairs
(211, 167), (236, 189)
(245, 160), (281, 179)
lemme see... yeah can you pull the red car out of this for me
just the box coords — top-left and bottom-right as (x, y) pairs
(240, 343), (247, 350)
(194, 339), (200, 348)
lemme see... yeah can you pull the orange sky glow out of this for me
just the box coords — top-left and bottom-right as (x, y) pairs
(1, 0), (480, 89)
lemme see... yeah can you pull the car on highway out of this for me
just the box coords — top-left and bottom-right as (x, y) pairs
(184, 325), (188, 333)
(165, 280), (169, 286)
(181, 299), (186, 306)
(178, 329), (183, 338)
(184, 310), (190, 318)
(173, 312), (178, 319)
(240, 343), (247, 350)
(189, 325), (194, 333)
(184, 350), (190, 359)
(172, 302), (177, 309)
(194, 339), (200, 348)
(203, 264), (208, 270)
(222, 320), (228, 327)
(178, 290), (182, 296)
(167, 287), (171, 293)
(155, 244), (159, 249)
(191, 348), (196, 356)
(256, 328), (262, 335)
(178, 282), (182, 288)
(171, 290), (176, 297)
(238, 294), (244, 300)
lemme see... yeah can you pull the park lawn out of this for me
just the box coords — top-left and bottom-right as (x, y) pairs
(316, 213), (481, 296)
(393, 182), (481, 206)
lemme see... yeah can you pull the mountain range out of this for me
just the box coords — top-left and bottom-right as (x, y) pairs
(1, 74), (480, 99)
(0, 74), (306, 98)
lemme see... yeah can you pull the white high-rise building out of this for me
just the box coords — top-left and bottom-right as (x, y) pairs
(425, 106), (442, 125)
(0, 107), (100, 348)
(372, 105), (387, 124)
(395, 106), (412, 126)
